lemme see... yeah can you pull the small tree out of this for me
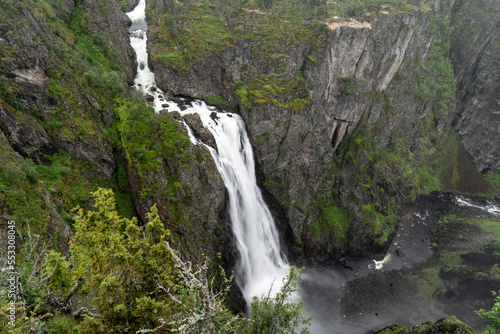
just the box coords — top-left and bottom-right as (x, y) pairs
(244, 266), (311, 334)
(476, 291), (500, 334)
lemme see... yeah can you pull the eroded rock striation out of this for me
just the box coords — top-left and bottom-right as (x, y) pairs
(449, 0), (500, 174)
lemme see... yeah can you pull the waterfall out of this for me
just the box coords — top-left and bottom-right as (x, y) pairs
(126, 0), (290, 304)
(179, 101), (290, 303)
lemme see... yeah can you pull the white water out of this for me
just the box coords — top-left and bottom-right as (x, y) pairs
(179, 102), (290, 302)
(126, 0), (289, 305)
(126, 0), (180, 113)
(455, 195), (500, 217)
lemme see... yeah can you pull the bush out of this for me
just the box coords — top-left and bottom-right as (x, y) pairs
(476, 291), (500, 333)
(243, 266), (311, 334)
(3, 162), (26, 185)
(22, 161), (40, 183)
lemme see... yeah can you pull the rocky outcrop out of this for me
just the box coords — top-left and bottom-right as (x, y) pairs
(182, 113), (218, 150)
(0, 0), (233, 273)
(122, 110), (228, 262)
(0, 104), (56, 162)
(449, 0), (500, 174)
(0, 0), (138, 180)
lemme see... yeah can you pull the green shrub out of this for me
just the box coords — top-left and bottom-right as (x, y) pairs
(476, 291), (500, 333)
(234, 83), (252, 109)
(22, 161), (40, 183)
(46, 315), (79, 334)
(3, 162), (26, 185)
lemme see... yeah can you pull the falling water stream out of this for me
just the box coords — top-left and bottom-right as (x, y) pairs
(126, 0), (289, 305)
(127, 1), (500, 333)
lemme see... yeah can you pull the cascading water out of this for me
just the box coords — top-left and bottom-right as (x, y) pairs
(178, 101), (290, 303)
(127, 0), (178, 113)
(126, 0), (289, 305)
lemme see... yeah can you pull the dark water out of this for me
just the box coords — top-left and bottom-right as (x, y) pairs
(297, 193), (500, 334)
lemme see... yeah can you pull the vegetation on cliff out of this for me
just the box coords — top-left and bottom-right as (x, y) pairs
(0, 189), (310, 333)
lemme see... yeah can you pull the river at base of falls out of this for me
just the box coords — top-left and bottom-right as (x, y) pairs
(126, 2), (500, 333)
(299, 192), (500, 334)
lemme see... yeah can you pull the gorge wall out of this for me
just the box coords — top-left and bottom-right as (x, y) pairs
(146, 0), (469, 258)
(449, 0), (500, 175)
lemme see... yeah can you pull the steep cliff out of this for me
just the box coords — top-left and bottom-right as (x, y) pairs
(0, 0), (138, 256)
(449, 0), (500, 175)
(147, 1), (459, 258)
(0, 0), (228, 265)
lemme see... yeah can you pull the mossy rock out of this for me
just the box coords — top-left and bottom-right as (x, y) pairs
(373, 316), (477, 333)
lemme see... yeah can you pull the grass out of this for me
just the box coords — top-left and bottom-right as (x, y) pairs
(202, 94), (229, 107)
(234, 83), (252, 109)
(310, 204), (350, 243)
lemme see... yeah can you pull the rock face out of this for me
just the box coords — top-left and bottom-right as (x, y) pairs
(182, 113), (218, 150)
(147, 2), (458, 258)
(449, 0), (500, 174)
(0, 0), (138, 180)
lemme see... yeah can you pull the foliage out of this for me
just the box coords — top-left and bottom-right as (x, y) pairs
(202, 94), (230, 107)
(35, 188), (312, 333)
(234, 82), (252, 109)
(0, 300), (36, 334)
(62, 188), (241, 332)
(67, 189), (176, 332)
(243, 266), (311, 334)
(115, 98), (190, 198)
(415, 16), (456, 116)
(310, 201), (350, 245)
(476, 291), (500, 333)
(339, 76), (356, 96)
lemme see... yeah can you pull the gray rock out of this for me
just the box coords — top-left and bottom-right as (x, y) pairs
(449, 0), (500, 174)
(170, 110), (181, 119)
(150, 7), (444, 258)
(183, 113), (218, 151)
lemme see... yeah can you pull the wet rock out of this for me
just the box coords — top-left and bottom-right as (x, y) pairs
(121, 13), (132, 28)
(149, 86), (157, 92)
(183, 113), (217, 151)
(144, 94), (154, 102)
(119, 0), (140, 12)
(170, 110), (181, 119)
(162, 103), (169, 108)
(395, 248), (405, 259)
